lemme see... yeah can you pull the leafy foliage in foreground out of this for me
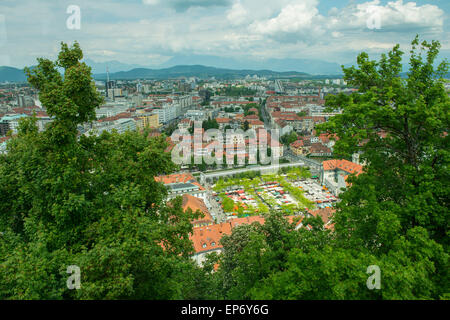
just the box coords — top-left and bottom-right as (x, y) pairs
(207, 37), (449, 300)
(0, 42), (206, 299)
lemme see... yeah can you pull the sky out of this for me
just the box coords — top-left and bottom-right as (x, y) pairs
(0, 0), (448, 69)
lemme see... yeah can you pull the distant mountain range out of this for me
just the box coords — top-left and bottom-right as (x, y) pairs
(83, 59), (149, 74)
(93, 65), (321, 81)
(0, 66), (29, 83)
(82, 54), (450, 77)
(0, 64), (344, 83)
(83, 55), (348, 75)
(2, 57), (448, 82)
(158, 55), (347, 75)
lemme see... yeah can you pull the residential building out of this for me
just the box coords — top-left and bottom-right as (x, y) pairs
(290, 140), (304, 156)
(137, 113), (159, 129)
(178, 118), (192, 131)
(190, 215), (303, 266)
(182, 194), (214, 227)
(309, 143), (332, 157)
(0, 136), (10, 154)
(320, 159), (363, 195)
(216, 118), (231, 130)
(0, 114), (28, 134)
(155, 173), (206, 200)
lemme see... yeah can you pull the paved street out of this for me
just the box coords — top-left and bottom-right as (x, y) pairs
(284, 149), (322, 174)
(260, 100), (272, 130)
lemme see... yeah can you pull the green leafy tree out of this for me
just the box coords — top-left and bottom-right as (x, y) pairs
(222, 197), (235, 213)
(317, 36), (449, 249)
(281, 131), (298, 146)
(243, 120), (249, 131)
(0, 42), (202, 299)
(210, 37), (449, 300)
(202, 118), (219, 130)
(316, 37), (449, 299)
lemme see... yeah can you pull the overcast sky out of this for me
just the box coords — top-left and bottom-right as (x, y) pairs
(0, 0), (448, 68)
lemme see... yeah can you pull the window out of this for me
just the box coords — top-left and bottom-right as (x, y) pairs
(211, 242), (216, 247)
(202, 243), (207, 248)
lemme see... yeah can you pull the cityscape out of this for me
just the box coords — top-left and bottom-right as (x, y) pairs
(0, 0), (449, 310)
(0, 71), (366, 249)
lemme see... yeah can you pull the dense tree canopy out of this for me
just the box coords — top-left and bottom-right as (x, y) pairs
(202, 118), (219, 130)
(207, 37), (449, 300)
(0, 42), (205, 299)
(317, 36), (449, 248)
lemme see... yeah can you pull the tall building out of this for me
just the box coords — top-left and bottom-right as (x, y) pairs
(105, 67), (110, 98)
(0, 114), (28, 135)
(178, 82), (191, 93)
(136, 82), (143, 93)
(275, 79), (284, 93)
(154, 104), (178, 124)
(104, 67), (118, 99)
(16, 94), (34, 107)
(137, 113), (159, 129)
(108, 88), (123, 98)
(17, 94), (25, 107)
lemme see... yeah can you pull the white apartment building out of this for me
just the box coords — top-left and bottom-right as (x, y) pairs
(154, 104), (178, 124)
(185, 109), (206, 121)
(96, 103), (130, 118)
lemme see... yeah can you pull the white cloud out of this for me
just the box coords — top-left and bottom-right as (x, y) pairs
(327, 0), (445, 32)
(227, 1), (248, 26)
(249, 0), (322, 35)
(245, 0), (444, 42)
(143, 0), (231, 12)
(346, 40), (397, 51)
(0, 0), (447, 68)
(142, 0), (160, 5)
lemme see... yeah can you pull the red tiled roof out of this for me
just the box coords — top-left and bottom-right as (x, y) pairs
(244, 114), (259, 120)
(155, 173), (205, 191)
(190, 215), (303, 254)
(322, 159), (363, 175)
(248, 119), (264, 126)
(98, 112), (133, 123)
(212, 101), (254, 105)
(290, 140), (304, 148)
(308, 207), (335, 226)
(12, 106), (40, 115)
(309, 143), (332, 154)
(0, 136), (12, 143)
(182, 194), (213, 226)
(35, 111), (49, 117)
(216, 118), (230, 123)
